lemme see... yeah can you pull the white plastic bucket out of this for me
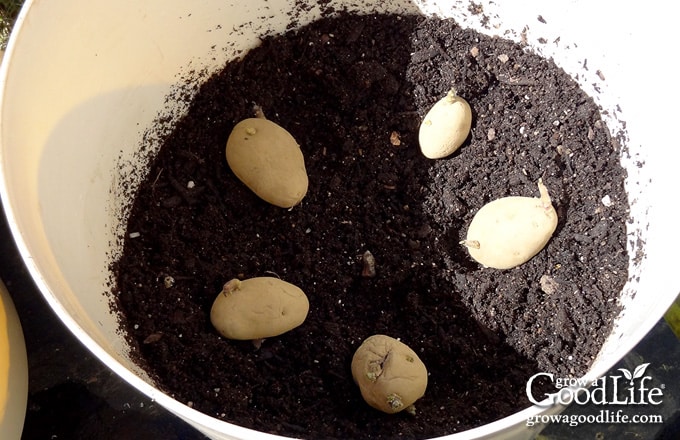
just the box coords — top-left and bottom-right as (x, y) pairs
(1, 1), (678, 439)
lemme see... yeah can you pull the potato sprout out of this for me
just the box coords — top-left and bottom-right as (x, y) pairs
(210, 277), (309, 341)
(351, 334), (428, 414)
(226, 114), (308, 208)
(461, 179), (558, 269)
(418, 88), (472, 159)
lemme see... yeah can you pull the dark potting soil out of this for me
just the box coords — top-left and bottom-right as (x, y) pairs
(112, 12), (629, 439)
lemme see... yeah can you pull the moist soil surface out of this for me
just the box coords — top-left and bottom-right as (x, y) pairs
(112, 13), (629, 439)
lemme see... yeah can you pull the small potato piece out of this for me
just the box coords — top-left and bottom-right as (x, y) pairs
(461, 179), (558, 269)
(351, 334), (428, 414)
(419, 88), (472, 159)
(210, 277), (309, 340)
(226, 118), (308, 208)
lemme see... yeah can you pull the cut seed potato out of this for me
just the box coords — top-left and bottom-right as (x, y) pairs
(210, 277), (309, 340)
(419, 88), (472, 159)
(351, 334), (428, 414)
(461, 179), (558, 269)
(226, 118), (308, 208)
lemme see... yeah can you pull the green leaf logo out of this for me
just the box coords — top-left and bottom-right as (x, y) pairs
(618, 363), (650, 386)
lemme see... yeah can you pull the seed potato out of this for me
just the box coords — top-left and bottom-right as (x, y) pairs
(210, 277), (309, 340)
(351, 334), (428, 414)
(419, 88), (472, 159)
(461, 179), (558, 269)
(226, 118), (308, 208)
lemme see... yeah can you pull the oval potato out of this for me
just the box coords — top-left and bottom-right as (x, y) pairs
(226, 118), (308, 208)
(351, 334), (428, 414)
(462, 180), (558, 269)
(210, 277), (309, 340)
(419, 89), (472, 159)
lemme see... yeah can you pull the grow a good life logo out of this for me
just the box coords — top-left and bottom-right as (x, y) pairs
(526, 363), (664, 407)
(525, 363), (666, 427)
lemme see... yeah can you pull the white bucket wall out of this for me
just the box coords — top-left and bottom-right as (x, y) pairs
(0, 0), (678, 439)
